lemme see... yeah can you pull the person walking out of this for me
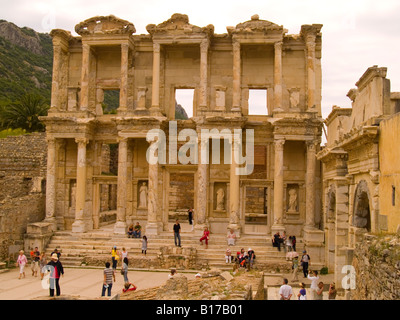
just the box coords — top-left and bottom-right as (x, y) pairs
(307, 270), (319, 300)
(279, 278), (293, 300)
(16, 250), (28, 279)
(39, 252), (47, 280)
(121, 247), (128, 261)
(46, 253), (64, 297)
(141, 236), (148, 255)
(272, 232), (281, 251)
(291, 255), (299, 282)
(199, 227), (210, 249)
(102, 262), (116, 297)
(301, 250), (310, 277)
(121, 257), (129, 283)
(30, 247), (40, 277)
(173, 220), (181, 247)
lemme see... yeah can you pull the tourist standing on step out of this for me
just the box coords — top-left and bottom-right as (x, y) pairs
(199, 227), (210, 249)
(141, 236), (148, 255)
(102, 261), (116, 297)
(173, 220), (181, 247)
(225, 247), (232, 263)
(46, 253), (64, 297)
(188, 208), (194, 231)
(16, 250), (27, 279)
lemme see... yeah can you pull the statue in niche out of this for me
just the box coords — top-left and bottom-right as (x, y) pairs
(288, 188), (298, 212)
(216, 187), (225, 211)
(139, 182), (148, 208)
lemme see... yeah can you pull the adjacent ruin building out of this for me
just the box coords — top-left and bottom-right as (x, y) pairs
(40, 13), (325, 262)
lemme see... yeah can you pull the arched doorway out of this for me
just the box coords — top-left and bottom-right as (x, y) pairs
(353, 180), (371, 232)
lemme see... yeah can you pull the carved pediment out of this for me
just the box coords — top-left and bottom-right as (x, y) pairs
(75, 15), (136, 36)
(146, 13), (214, 37)
(227, 14), (286, 35)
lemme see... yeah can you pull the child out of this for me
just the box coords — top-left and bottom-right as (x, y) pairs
(16, 250), (28, 279)
(141, 236), (148, 255)
(225, 247), (232, 263)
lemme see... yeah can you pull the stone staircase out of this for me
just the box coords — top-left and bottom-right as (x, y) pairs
(44, 223), (304, 271)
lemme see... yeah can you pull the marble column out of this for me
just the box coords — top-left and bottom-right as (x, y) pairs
(195, 138), (208, 232)
(272, 139), (285, 232)
(150, 42), (161, 115)
(44, 137), (57, 230)
(146, 140), (160, 235)
(80, 43), (91, 112)
(199, 39), (209, 112)
(305, 35), (316, 111)
(305, 140), (317, 228)
(72, 138), (89, 233)
(50, 46), (62, 111)
(232, 41), (241, 112)
(114, 138), (128, 234)
(274, 41), (283, 112)
(228, 138), (241, 235)
(119, 43), (129, 112)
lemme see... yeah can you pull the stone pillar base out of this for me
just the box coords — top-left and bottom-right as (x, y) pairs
(145, 222), (162, 236)
(72, 219), (92, 233)
(271, 224), (286, 234)
(43, 217), (57, 232)
(113, 221), (127, 235)
(303, 226), (325, 268)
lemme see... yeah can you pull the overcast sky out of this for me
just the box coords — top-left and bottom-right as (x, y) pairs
(1, 0), (400, 119)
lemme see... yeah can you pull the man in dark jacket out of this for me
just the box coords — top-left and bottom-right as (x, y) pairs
(46, 253), (64, 297)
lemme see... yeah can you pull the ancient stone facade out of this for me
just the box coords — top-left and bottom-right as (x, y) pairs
(37, 13), (325, 264)
(318, 66), (400, 289)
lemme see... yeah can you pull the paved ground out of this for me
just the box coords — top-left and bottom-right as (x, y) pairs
(0, 265), (338, 300)
(0, 267), (196, 300)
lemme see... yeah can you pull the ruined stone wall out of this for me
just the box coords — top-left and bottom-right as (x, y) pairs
(351, 234), (400, 300)
(0, 132), (47, 261)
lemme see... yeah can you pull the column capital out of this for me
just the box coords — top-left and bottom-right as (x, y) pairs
(75, 137), (89, 146)
(200, 38), (209, 52)
(306, 140), (318, 152)
(274, 139), (285, 151)
(153, 42), (161, 53)
(274, 41), (283, 51)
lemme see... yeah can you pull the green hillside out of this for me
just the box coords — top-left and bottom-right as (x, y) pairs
(0, 20), (53, 108)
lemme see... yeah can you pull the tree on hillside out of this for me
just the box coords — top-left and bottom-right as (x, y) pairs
(0, 93), (49, 132)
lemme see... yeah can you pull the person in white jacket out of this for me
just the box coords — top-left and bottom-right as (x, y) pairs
(307, 270), (319, 300)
